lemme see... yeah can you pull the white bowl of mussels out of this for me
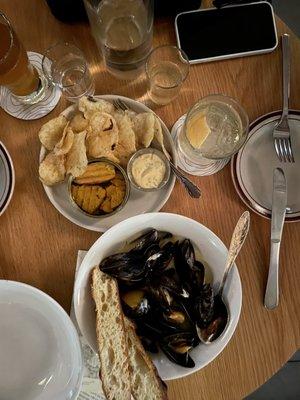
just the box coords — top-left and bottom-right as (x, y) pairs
(74, 212), (242, 381)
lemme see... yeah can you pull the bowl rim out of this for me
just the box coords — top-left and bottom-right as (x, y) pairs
(68, 157), (130, 219)
(74, 212), (242, 381)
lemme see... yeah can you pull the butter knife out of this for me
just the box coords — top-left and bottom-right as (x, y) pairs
(264, 168), (287, 310)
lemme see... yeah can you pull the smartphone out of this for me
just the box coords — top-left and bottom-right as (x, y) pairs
(175, 1), (278, 64)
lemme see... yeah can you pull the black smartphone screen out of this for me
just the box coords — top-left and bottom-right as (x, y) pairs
(176, 2), (277, 62)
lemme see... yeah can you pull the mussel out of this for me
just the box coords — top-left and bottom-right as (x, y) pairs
(196, 294), (228, 343)
(129, 229), (172, 253)
(160, 332), (196, 368)
(193, 283), (215, 328)
(145, 242), (175, 276)
(99, 252), (147, 283)
(175, 239), (205, 294)
(121, 290), (151, 319)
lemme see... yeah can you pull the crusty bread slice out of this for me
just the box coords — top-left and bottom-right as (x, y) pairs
(91, 267), (132, 400)
(125, 317), (168, 400)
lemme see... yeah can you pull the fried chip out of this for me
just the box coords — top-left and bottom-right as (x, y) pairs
(78, 96), (115, 119)
(132, 112), (156, 148)
(72, 184), (106, 214)
(86, 112), (119, 159)
(66, 131), (88, 177)
(39, 115), (68, 151)
(74, 162), (115, 185)
(39, 152), (65, 186)
(53, 124), (74, 156)
(113, 112), (136, 166)
(153, 116), (169, 158)
(69, 113), (88, 133)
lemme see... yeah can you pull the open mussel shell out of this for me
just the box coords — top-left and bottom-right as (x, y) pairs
(129, 229), (172, 253)
(193, 283), (215, 328)
(99, 252), (147, 284)
(160, 332), (196, 368)
(121, 289), (151, 319)
(145, 241), (175, 276)
(196, 294), (228, 343)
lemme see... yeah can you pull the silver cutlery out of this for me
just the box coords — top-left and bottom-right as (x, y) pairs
(273, 34), (295, 163)
(113, 98), (201, 198)
(197, 211), (250, 344)
(264, 168), (287, 310)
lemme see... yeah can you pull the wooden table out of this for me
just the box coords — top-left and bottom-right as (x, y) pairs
(1, 1), (300, 399)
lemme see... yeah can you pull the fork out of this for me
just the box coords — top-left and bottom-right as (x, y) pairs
(273, 34), (295, 163)
(113, 98), (202, 198)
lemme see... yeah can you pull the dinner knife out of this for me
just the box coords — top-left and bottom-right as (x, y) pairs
(264, 168), (287, 310)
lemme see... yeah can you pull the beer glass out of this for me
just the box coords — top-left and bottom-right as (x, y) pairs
(0, 12), (46, 104)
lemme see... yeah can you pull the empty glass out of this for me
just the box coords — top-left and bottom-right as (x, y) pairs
(42, 42), (95, 102)
(146, 45), (189, 106)
(83, 0), (154, 80)
(175, 94), (249, 176)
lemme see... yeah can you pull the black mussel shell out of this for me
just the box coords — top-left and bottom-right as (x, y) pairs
(140, 335), (159, 353)
(148, 283), (174, 308)
(145, 242), (175, 276)
(174, 239), (195, 284)
(129, 229), (172, 254)
(160, 301), (196, 335)
(122, 290), (151, 319)
(197, 294), (228, 342)
(160, 332), (196, 368)
(99, 252), (147, 283)
(160, 273), (190, 300)
(192, 260), (205, 290)
(194, 284), (215, 328)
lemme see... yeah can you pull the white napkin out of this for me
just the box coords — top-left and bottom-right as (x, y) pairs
(70, 250), (105, 400)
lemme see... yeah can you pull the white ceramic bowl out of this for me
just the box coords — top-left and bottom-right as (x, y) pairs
(0, 281), (83, 400)
(74, 213), (242, 381)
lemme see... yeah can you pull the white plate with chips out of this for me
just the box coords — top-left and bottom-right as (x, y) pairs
(39, 95), (176, 232)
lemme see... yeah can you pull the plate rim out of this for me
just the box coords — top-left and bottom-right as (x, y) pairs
(0, 141), (15, 217)
(231, 110), (300, 222)
(0, 279), (83, 399)
(39, 95), (176, 232)
(74, 212), (242, 381)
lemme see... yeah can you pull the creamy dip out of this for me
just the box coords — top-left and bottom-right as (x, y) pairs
(131, 153), (166, 189)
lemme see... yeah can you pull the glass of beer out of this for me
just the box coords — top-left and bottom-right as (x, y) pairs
(0, 12), (46, 104)
(176, 94), (249, 175)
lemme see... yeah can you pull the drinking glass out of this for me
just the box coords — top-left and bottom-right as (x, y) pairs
(175, 94), (249, 176)
(145, 45), (189, 106)
(0, 12), (46, 104)
(42, 42), (95, 102)
(83, 0), (154, 80)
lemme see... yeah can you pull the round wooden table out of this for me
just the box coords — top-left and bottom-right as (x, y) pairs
(1, 1), (300, 399)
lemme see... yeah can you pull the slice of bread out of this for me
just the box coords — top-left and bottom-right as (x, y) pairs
(125, 317), (168, 400)
(91, 267), (132, 400)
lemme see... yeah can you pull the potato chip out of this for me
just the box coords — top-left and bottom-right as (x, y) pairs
(39, 152), (66, 186)
(69, 113), (88, 133)
(153, 116), (169, 158)
(132, 112), (155, 148)
(39, 115), (68, 151)
(78, 96), (115, 119)
(113, 112), (136, 166)
(66, 131), (88, 177)
(86, 112), (119, 159)
(53, 124), (74, 156)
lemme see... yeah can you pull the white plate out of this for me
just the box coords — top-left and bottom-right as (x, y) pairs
(231, 110), (300, 221)
(0, 141), (15, 216)
(74, 213), (242, 381)
(0, 281), (83, 400)
(39, 95), (176, 232)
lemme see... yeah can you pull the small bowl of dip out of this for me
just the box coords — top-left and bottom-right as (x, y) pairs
(127, 148), (170, 191)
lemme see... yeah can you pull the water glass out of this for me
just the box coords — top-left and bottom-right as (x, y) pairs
(0, 12), (46, 104)
(145, 45), (189, 106)
(42, 42), (95, 102)
(175, 94), (249, 176)
(83, 0), (154, 80)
